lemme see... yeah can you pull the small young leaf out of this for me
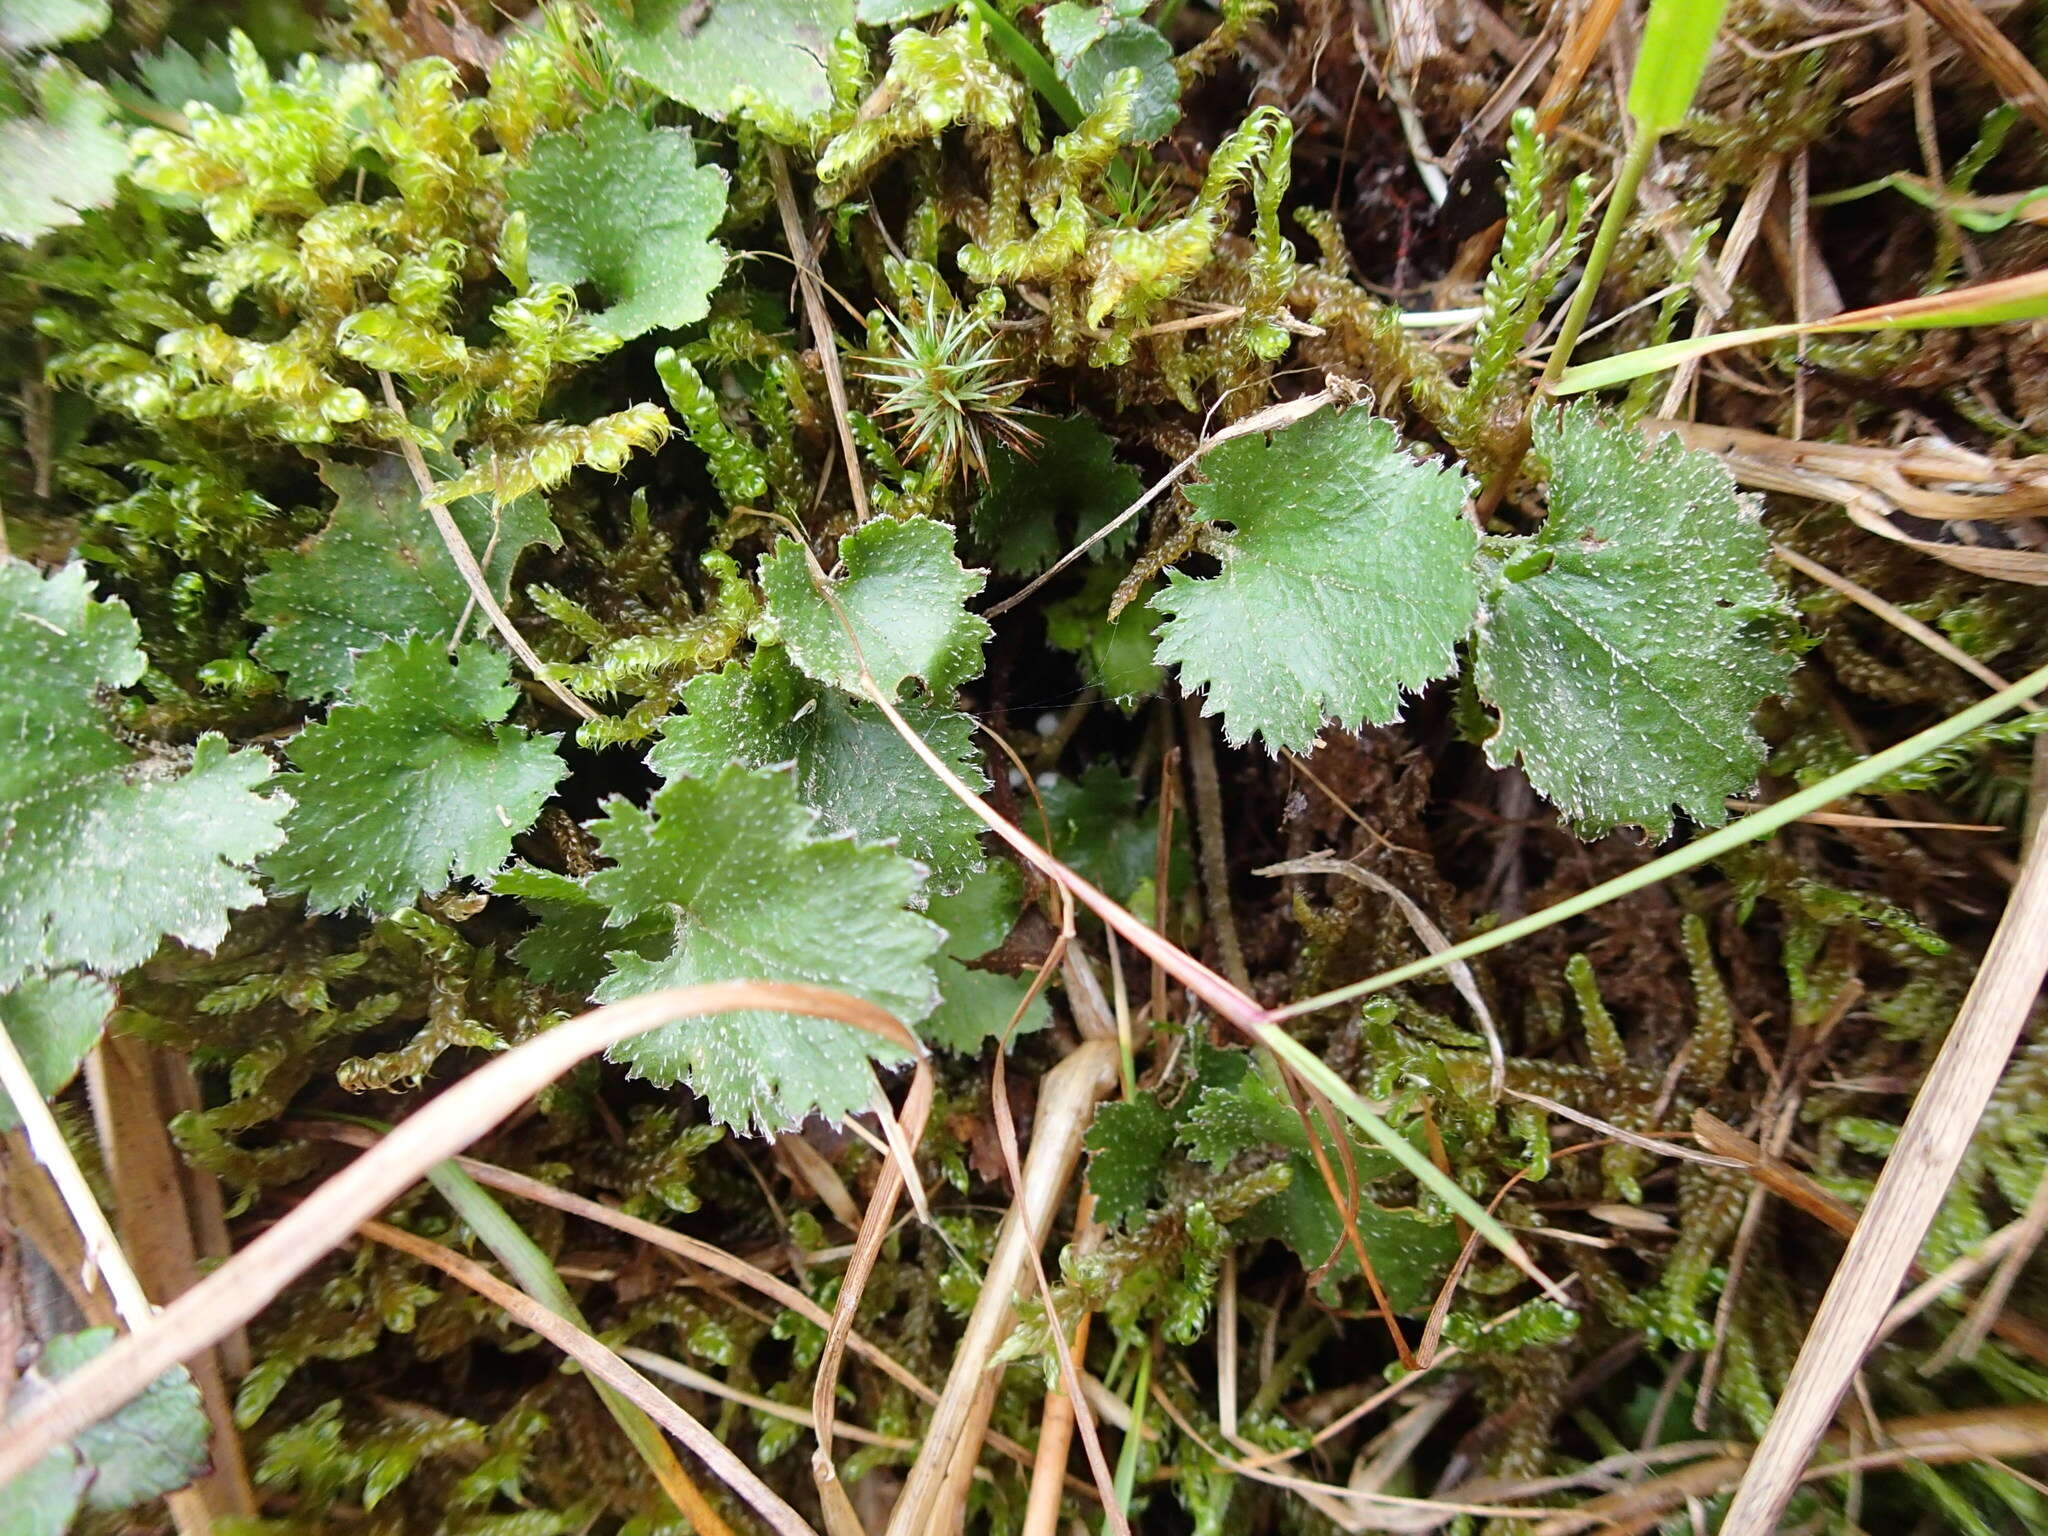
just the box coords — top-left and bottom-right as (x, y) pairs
(1038, 761), (1185, 909)
(594, 0), (854, 129)
(1085, 1094), (1176, 1226)
(508, 108), (729, 341)
(652, 647), (988, 892)
(0, 61), (128, 244)
(1044, 564), (1164, 715)
(0, 974), (114, 1133)
(970, 416), (1142, 577)
(1041, 5), (1179, 142)
(760, 516), (992, 700)
(1179, 1050), (1298, 1168)
(1471, 404), (1797, 836)
(1152, 410), (1480, 753)
(249, 457), (557, 700)
(0, 563), (287, 988)
(587, 763), (941, 1132)
(266, 639), (566, 915)
(1180, 1053), (1455, 1306)
(922, 860), (1050, 1051)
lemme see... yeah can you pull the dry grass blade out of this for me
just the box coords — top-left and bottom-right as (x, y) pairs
(1505, 1090), (1744, 1169)
(1148, 1384), (1564, 1529)
(1905, 0), (2048, 138)
(1656, 420), (2048, 520)
(621, 1347), (920, 1452)
(1696, 1109), (2048, 1366)
(1925, 1157), (2048, 1371)
(1718, 806), (2048, 1536)
(359, 1220), (792, 1536)
(1885, 1215), (2033, 1343)
(946, 889), (1127, 1532)
(1773, 544), (2040, 705)
(0, 981), (912, 1488)
(766, 142), (868, 524)
(1777, 540), (2031, 692)
(85, 1035), (255, 1521)
(1533, 0), (1626, 134)
(1261, 852), (1506, 1100)
(1022, 1191), (1102, 1536)
(0, 1003), (150, 1325)
(375, 372), (597, 720)
(1726, 801), (2005, 833)
(810, 1066), (932, 1536)
(881, 1040), (1121, 1536)
(1536, 1404), (2048, 1536)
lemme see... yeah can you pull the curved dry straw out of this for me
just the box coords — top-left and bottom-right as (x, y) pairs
(0, 981), (918, 1499)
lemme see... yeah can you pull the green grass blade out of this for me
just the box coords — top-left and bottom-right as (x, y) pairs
(1253, 1025), (1539, 1280)
(1557, 267), (2048, 392)
(1271, 654), (2048, 1021)
(424, 1160), (700, 1508)
(1627, 0), (1730, 137)
(1554, 321), (1802, 392)
(965, 0), (1083, 128)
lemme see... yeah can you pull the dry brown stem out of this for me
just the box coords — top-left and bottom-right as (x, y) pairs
(1718, 804), (2048, 1535)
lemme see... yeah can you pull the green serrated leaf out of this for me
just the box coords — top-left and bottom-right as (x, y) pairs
(266, 639), (565, 915)
(1085, 1094), (1175, 1226)
(922, 860), (1050, 1051)
(12, 1330), (209, 1516)
(1044, 564), (1163, 715)
(249, 457), (557, 700)
(652, 646), (987, 892)
(1152, 410), (1480, 753)
(0, 974), (113, 1133)
(1471, 404), (1798, 836)
(0, 61), (127, 244)
(0, 0), (108, 52)
(0, 563), (286, 988)
(1178, 1048), (1281, 1167)
(0, 1449), (83, 1536)
(970, 416), (1142, 577)
(587, 763), (940, 1132)
(507, 108), (728, 341)
(595, 0), (854, 129)
(494, 864), (671, 998)
(122, 36), (242, 114)
(760, 516), (991, 700)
